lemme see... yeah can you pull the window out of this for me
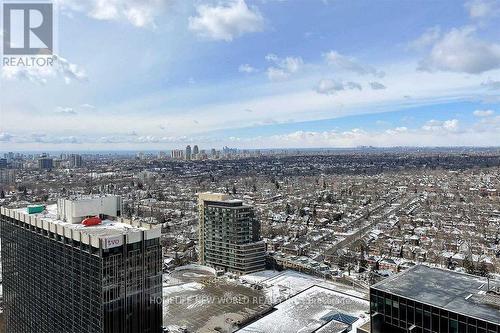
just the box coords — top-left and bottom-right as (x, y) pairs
(450, 319), (458, 333)
(385, 297), (392, 317)
(440, 315), (448, 333)
(408, 305), (414, 323)
(393, 299), (400, 319)
(432, 313), (440, 332)
(400, 304), (407, 322)
(377, 296), (384, 313)
(416, 307), (423, 327)
(424, 311), (431, 329)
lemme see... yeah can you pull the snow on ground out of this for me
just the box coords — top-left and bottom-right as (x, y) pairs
(238, 270), (282, 284)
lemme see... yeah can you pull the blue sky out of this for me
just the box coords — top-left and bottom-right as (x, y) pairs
(1, 0), (499, 150)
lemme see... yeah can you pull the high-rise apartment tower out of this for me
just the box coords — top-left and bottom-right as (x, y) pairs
(198, 192), (265, 275)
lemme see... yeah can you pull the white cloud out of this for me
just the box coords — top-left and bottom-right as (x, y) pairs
(474, 115), (500, 132)
(3, 132), (200, 146)
(422, 119), (461, 133)
(473, 109), (495, 117)
(345, 81), (362, 90)
(1, 66), (49, 84)
(55, 106), (78, 115)
(370, 82), (386, 90)
(188, 0), (264, 41)
(57, 56), (88, 83)
(266, 67), (289, 81)
(238, 64), (257, 73)
(232, 120), (497, 148)
(1, 56), (87, 84)
(3, 60), (498, 150)
(80, 103), (96, 109)
(407, 26), (441, 50)
(57, 0), (167, 28)
(418, 26), (500, 74)
(465, 0), (500, 19)
(265, 54), (303, 81)
(481, 78), (500, 89)
(323, 51), (385, 77)
(315, 79), (344, 95)
(0, 133), (13, 142)
(89, 0), (119, 20)
(315, 79), (362, 95)
(16, 133), (81, 144)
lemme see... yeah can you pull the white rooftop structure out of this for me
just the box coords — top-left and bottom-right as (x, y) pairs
(1, 195), (160, 250)
(57, 194), (122, 223)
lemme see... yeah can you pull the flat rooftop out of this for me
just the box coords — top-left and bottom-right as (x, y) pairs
(163, 266), (269, 333)
(1, 204), (160, 249)
(372, 265), (500, 325)
(204, 199), (249, 209)
(17, 204), (148, 237)
(238, 285), (369, 333)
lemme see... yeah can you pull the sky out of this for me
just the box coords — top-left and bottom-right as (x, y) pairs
(0, 0), (499, 151)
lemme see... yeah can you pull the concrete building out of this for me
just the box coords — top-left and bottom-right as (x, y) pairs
(370, 265), (500, 333)
(0, 169), (16, 184)
(0, 195), (163, 333)
(38, 157), (53, 170)
(193, 145), (199, 157)
(170, 149), (184, 160)
(70, 154), (83, 168)
(198, 192), (266, 275)
(57, 195), (123, 223)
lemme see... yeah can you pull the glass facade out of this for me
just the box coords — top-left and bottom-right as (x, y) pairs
(370, 288), (500, 333)
(0, 213), (162, 333)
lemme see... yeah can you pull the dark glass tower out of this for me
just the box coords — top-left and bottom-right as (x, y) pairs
(370, 265), (500, 333)
(0, 198), (162, 333)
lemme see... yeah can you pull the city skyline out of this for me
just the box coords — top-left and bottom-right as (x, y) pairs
(1, 0), (499, 150)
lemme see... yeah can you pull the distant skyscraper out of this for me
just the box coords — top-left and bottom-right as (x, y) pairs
(170, 149), (184, 160)
(70, 154), (83, 168)
(193, 145), (199, 156)
(0, 158), (7, 169)
(198, 192), (266, 275)
(38, 157), (53, 170)
(0, 195), (163, 333)
(185, 145), (192, 160)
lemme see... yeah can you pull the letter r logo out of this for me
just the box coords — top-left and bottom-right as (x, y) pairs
(3, 3), (53, 55)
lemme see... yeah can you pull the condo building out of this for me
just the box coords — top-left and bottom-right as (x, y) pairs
(0, 195), (163, 333)
(38, 157), (53, 170)
(370, 265), (500, 333)
(198, 192), (266, 275)
(170, 149), (184, 160)
(70, 154), (84, 168)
